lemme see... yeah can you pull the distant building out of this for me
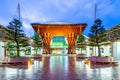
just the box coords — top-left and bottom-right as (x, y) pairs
(0, 25), (7, 58)
(50, 36), (68, 54)
(0, 24), (32, 58)
(88, 24), (120, 60)
(0, 23), (120, 60)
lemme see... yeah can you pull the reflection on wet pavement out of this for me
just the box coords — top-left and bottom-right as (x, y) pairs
(0, 56), (120, 80)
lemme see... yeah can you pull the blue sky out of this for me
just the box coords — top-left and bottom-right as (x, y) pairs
(0, 0), (120, 37)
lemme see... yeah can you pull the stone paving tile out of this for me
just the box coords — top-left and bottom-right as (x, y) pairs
(0, 56), (120, 80)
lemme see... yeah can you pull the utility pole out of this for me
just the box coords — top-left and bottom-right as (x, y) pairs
(94, 4), (97, 20)
(17, 2), (21, 21)
(94, 4), (97, 56)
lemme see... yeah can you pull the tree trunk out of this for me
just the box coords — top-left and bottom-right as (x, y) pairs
(81, 48), (82, 54)
(95, 46), (96, 56)
(36, 48), (38, 55)
(98, 45), (101, 57)
(24, 50), (27, 55)
(15, 31), (20, 57)
(16, 45), (20, 57)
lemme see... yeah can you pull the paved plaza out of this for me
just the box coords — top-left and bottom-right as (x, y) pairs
(0, 56), (120, 80)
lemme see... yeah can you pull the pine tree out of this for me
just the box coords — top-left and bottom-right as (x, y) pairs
(32, 33), (43, 54)
(76, 34), (86, 54)
(5, 18), (29, 57)
(89, 19), (107, 57)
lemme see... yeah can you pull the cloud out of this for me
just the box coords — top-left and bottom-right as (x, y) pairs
(20, 0), (118, 28)
(22, 7), (40, 21)
(0, 19), (7, 26)
(97, 0), (114, 17)
(22, 21), (31, 30)
(22, 21), (34, 37)
(0, 0), (120, 37)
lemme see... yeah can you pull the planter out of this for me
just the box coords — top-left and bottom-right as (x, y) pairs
(3, 57), (30, 64)
(30, 54), (42, 59)
(77, 54), (88, 59)
(89, 56), (113, 63)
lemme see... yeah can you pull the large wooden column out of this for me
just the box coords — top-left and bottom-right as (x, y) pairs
(42, 33), (52, 54)
(67, 33), (77, 54)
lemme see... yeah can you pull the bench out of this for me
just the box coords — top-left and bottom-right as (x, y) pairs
(89, 56), (118, 65)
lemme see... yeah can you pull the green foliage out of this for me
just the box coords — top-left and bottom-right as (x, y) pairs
(77, 34), (86, 47)
(33, 33), (42, 47)
(4, 18), (29, 57)
(89, 19), (107, 57)
(7, 53), (17, 58)
(6, 42), (16, 52)
(76, 34), (86, 54)
(32, 33), (43, 54)
(21, 47), (31, 55)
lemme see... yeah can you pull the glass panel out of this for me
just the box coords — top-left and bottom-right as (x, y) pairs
(50, 36), (68, 48)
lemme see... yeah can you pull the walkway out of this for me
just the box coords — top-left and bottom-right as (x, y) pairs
(0, 56), (120, 80)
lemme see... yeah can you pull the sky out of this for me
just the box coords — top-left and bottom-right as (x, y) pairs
(0, 0), (120, 37)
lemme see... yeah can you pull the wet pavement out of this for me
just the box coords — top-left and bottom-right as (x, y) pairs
(0, 56), (120, 80)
